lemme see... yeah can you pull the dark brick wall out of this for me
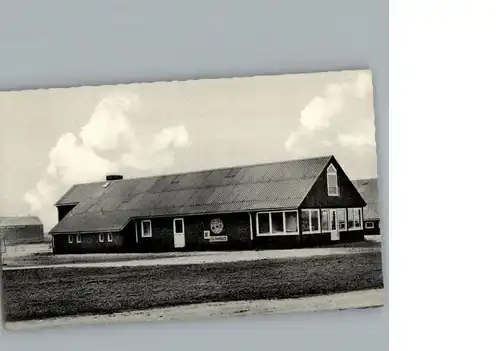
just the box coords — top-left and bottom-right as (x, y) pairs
(301, 158), (366, 209)
(133, 217), (173, 252)
(52, 211), (368, 254)
(253, 235), (301, 249)
(339, 230), (365, 242)
(133, 212), (253, 252)
(362, 219), (381, 235)
(301, 233), (332, 247)
(53, 232), (125, 254)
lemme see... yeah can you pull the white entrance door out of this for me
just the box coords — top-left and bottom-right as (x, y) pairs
(330, 209), (340, 241)
(173, 218), (186, 248)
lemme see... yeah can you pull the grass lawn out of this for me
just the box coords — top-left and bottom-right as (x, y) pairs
(1, 240), (380, 267)
(2, 251), (384, 322)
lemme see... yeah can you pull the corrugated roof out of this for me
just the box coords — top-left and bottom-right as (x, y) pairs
(351, 178), (379, 220)
(50, 156), (333, 234)
(0, 216), (43, 227)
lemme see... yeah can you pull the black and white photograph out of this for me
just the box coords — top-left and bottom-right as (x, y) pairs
(0, 69), (384, 331)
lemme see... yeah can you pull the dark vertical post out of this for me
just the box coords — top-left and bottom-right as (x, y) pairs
(346, 207), (349, 232)
(298, 208), (303, 248)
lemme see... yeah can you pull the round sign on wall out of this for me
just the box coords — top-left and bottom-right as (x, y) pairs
(210, 218), (224, 234)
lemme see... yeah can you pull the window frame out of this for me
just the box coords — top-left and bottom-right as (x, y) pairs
(107, 232), (113, 242)
(76, 234), (82, 243)
(337, 209), (347, 231)
(347, 208), (363, 231)
(173, 218), (185, 235)
(98, 233), (105, 243)
(365, 221), (375, 229)
(68, 235), (74, 244)
(321, 209), (330, 232)
(141, 219), (152, 238)
(256, 210), (299, 236)
(326, 164), (339, 197)
(301, 209), (321, 234)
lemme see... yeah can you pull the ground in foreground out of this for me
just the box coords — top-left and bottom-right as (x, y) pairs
(5, 289), (385, 331)
(2, 251), (383, 322)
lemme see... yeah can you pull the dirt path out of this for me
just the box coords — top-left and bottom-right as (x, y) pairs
(5, 288), (385, 331)
(2, 246), (379, 270)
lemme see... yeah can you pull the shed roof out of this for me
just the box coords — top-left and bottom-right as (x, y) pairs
(351, 178), (379, 220)
(50, 155), (339, 234)
(0, 216), (43, 227)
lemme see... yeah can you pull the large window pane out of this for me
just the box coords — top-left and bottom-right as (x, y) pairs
(311, 210), (319, 231)
(327, 173), (338, 196)
(301, 210), (310, 232)
(285, 211), (298, 232)
(258, 213), (270, 233)
(354, 208), (361, 228)
(338, 209), (346, 230)
(271, 212), (284, 233)
(347, 208), (354, 229)
(321, 209), (329, 231)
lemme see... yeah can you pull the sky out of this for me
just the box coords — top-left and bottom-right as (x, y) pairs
(0, 70), (378, 231)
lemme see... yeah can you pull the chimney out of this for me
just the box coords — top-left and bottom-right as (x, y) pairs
(106, 174), (123, 181)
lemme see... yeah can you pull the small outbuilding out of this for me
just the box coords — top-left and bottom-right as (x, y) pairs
(352, 178), (381, 235)
(50, 155), (368, 254)
(0, 216), (45, 246)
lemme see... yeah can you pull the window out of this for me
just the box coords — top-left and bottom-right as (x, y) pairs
(337, 209), (347, 231)
(310, 210), (319, 231)
(301, 209), (321, 234)
(174, 218), (184, 234)
(271, 212), (284, 233)
(347, 208), (362, 230)
(257, 213), (270, 234)
(365, 221), (375, 229)
(68, 235), (74, 244)
(321, 209), (329, 232)
(107, 233), (113, 242)
(257, 211), (299, 235)
(98, 233), (104, 242)
(141, 220), (152, 238)
(76, 234), (82, 243)
(326, 164), (339, 196)
(284, 211), (298, 233)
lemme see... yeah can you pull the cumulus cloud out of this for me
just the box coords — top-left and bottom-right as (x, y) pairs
(24, 93), (191, 230)
(284, 70), (377, 179)
(46, 133), (118, 185)
(338, 133), (376, 148)
(120, 125), (191, 171)
(79, 94), (137, 151)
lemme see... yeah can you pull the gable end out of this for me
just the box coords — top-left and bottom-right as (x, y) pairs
(300, 156), (366, 208)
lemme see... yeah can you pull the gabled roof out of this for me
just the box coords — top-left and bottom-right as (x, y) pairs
(351, 178), (379, 220)
(0, 216), (43, 227)
(50, 156), (338, 234)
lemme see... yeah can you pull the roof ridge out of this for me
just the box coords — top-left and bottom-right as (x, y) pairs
(68, 155), (334, 186)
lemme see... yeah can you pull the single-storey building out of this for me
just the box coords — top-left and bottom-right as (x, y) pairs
(49, 155), (368, 254)
(352, 178), (381, 235)
(0, 216), (45, 246)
